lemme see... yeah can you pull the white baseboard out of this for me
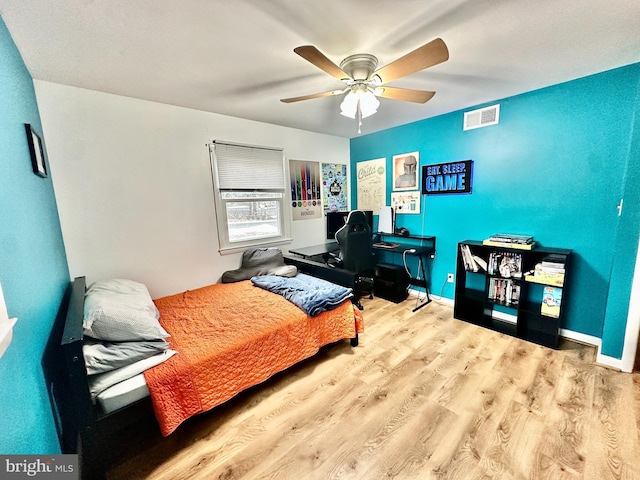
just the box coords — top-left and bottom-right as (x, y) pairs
(557, 328), (624, 369)
(559, 328), (601, 348)
(595, 353), (623, 370)
(411, 290), (454, 307)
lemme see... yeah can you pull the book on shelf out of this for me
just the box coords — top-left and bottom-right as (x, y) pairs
(488, 278), (520, 306)
(524, 256), (566, 286)
(536, 263), (564, 277)
(482, 239), (536, 250)
(460, 244), (485, 272)
(541, 286), (562, 318)
(525, 272), (565, 287)
(472, 255), (487, 271)
(541, 254), (566, 269)
(488, 251), (523, 278)
(460, 244), (474, 271)
(537, 264), (565, 273)
(486, 233), (534, 245)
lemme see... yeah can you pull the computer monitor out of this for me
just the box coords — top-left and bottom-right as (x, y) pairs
(326, 210), (373, 239)
(326, 211), (347, 240)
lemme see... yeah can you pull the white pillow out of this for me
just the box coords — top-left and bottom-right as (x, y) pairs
(83, 279), (169, 342)
(88, 349), (177, 399)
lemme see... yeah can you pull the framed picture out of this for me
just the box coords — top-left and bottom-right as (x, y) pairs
(392, 151), (418, 191)
(24, 124), (47, 178)
(391, 191), (421, 214)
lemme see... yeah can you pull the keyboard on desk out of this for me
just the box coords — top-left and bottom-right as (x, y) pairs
(372, 241), (400, 249)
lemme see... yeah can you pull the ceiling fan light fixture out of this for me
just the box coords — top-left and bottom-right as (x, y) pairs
(339, 91), (358, 119)
(359, 90), (380, 118)
(339, 88), (380, 120)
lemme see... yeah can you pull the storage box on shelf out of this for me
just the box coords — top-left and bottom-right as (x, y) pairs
(454, 240), (571, 349)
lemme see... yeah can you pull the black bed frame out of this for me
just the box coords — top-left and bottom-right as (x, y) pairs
(59, 277), (154, 479)
(57, 276), (358, 478)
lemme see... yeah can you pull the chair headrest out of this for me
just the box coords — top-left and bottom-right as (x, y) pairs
(345, 210), (368, 225)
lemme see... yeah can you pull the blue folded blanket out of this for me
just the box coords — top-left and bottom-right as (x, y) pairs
(250, 273), (353, 316)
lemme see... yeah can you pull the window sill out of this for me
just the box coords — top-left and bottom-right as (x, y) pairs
(219, 237), (293, 256)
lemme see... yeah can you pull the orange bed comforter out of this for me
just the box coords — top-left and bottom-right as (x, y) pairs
(144, 279), (363, 436)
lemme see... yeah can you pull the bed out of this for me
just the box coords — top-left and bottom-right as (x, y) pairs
(57, 274), (363, 478)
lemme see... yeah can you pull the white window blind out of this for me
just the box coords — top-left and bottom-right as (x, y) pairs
(214, 141), (284, 190)
(210, 140), (290, 254)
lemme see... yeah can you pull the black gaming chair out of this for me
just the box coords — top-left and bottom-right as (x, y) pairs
(329, 210), (375, 309)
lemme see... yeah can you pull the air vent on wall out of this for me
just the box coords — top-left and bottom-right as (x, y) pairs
(463, 104), (500, 131)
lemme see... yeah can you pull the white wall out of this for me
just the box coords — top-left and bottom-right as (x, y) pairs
(34, 81), (350, 298)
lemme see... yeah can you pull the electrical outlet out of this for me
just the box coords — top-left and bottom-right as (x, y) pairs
(447, 273), (454, 283)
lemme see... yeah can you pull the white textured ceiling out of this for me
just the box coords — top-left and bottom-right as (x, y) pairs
(1, 0), (639, 138)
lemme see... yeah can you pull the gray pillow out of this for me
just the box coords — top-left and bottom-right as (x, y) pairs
(83, 279), (169, 342)
(88, 350), (177, 400)
(222, 247), (297, 283)
(83, 338), (170, 374)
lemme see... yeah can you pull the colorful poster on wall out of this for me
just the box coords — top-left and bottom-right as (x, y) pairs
(391, 191), (421, 214)
(393, 151), (419, 191)
(290, 160), (322, 221)
(356, 158), (386, 213)
(321, 163), (348, 213)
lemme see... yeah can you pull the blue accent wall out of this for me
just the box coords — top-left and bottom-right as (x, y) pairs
(351, 64), (640, 358)
(0, 17), (70, 453)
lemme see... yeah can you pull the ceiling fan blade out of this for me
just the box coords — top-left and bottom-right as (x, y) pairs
(375, 87), (435, 103)
(293, 46), (350, 81)
(373, 38), (449, 84)
(280, 90), (342, 103)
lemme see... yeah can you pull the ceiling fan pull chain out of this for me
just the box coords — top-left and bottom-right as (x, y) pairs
(357, 99), (363, 134)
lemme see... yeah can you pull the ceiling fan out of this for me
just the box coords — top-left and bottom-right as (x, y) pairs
(281, 38), (449, 133)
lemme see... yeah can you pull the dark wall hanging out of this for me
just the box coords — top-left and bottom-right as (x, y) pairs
(24, 123), (47, 178)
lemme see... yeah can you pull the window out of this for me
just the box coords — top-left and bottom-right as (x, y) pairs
(210, 141), (291, 253)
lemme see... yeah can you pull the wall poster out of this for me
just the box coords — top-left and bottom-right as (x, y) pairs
(356, 158), (386, 213)
(321, 163), (348, 213)
(422, 160), (473, 194)
(393, 151), (419, 191)
(391, 191), (421, 214)
(290, 159), (322, 221)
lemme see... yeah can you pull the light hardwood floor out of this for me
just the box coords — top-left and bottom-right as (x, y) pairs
(106, 296), (640, 480)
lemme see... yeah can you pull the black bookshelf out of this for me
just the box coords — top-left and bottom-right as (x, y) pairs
(454, 240), (571, 349)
